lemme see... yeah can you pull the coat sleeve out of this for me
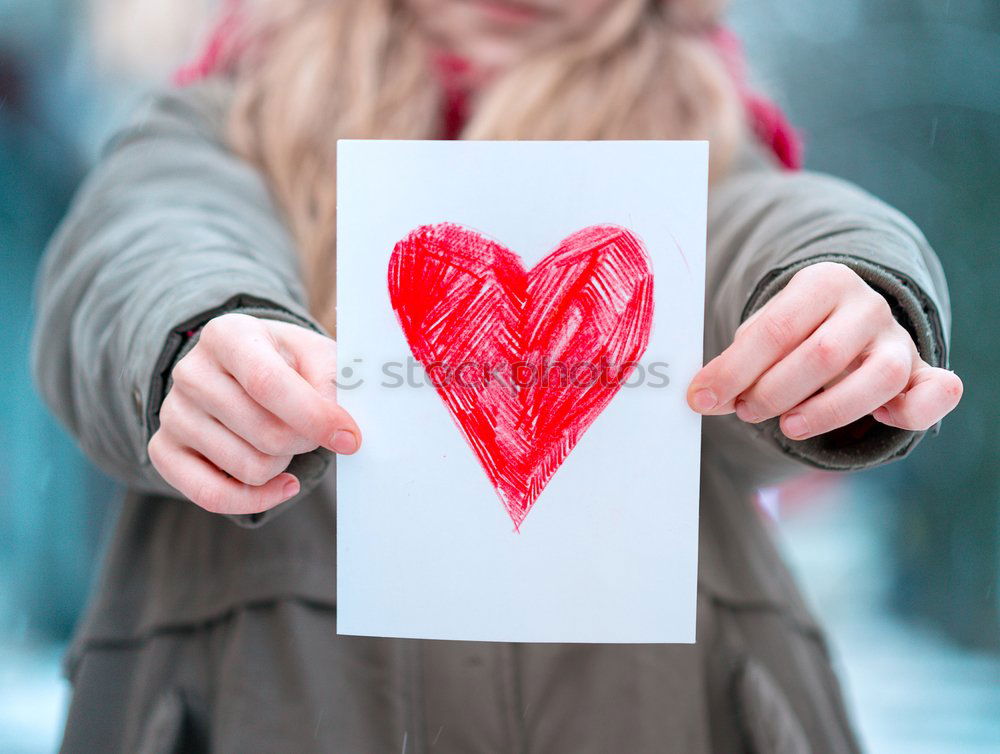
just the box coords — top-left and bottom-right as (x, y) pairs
(702, 148), (952, 488)
(29, 80), (333, 521)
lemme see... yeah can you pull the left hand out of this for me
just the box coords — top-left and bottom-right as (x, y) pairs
(686, 262), (963, 440)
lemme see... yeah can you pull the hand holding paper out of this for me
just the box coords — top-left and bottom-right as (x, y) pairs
(149, 313), (361, 515)
(687, 261), (962, 438)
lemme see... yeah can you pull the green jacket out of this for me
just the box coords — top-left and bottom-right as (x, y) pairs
(31, 80), (950, 753)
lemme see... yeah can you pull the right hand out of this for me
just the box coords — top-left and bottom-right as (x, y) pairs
(148, 313), (361, 515)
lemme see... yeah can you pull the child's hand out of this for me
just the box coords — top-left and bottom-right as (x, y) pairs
(148, 313), (361, 515)
(687, 262), (962, 440)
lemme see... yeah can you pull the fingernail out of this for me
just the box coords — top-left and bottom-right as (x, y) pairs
(282, 477), (300, 500)
(783, 413), (808, 439)
(873, 407), (890, 423)
(692, 388), (717, 412)
(735, 400), (759, 423)
(331, 430), (359, 454)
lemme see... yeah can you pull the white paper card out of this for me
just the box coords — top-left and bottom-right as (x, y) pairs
(337, 140), (706, 643)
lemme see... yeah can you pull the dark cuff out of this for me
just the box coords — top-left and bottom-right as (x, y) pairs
(741, 254), (949, 472)
(147, 293), (333, 528)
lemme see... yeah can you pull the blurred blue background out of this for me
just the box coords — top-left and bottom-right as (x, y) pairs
(1, 1), (997, 751)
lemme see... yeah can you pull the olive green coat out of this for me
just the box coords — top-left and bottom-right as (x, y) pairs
(31, 80), (951, 753)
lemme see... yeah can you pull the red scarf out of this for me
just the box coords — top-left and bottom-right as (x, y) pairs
(175, 1), (802, 170)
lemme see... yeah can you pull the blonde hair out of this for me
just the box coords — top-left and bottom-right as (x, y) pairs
(227, 0), (744, 333)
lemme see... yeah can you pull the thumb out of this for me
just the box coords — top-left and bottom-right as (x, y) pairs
(873, 364), (962, 431)
(265, 319), (341, 402)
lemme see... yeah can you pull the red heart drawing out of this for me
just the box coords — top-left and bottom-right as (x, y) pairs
(388, 223), (654, 529)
